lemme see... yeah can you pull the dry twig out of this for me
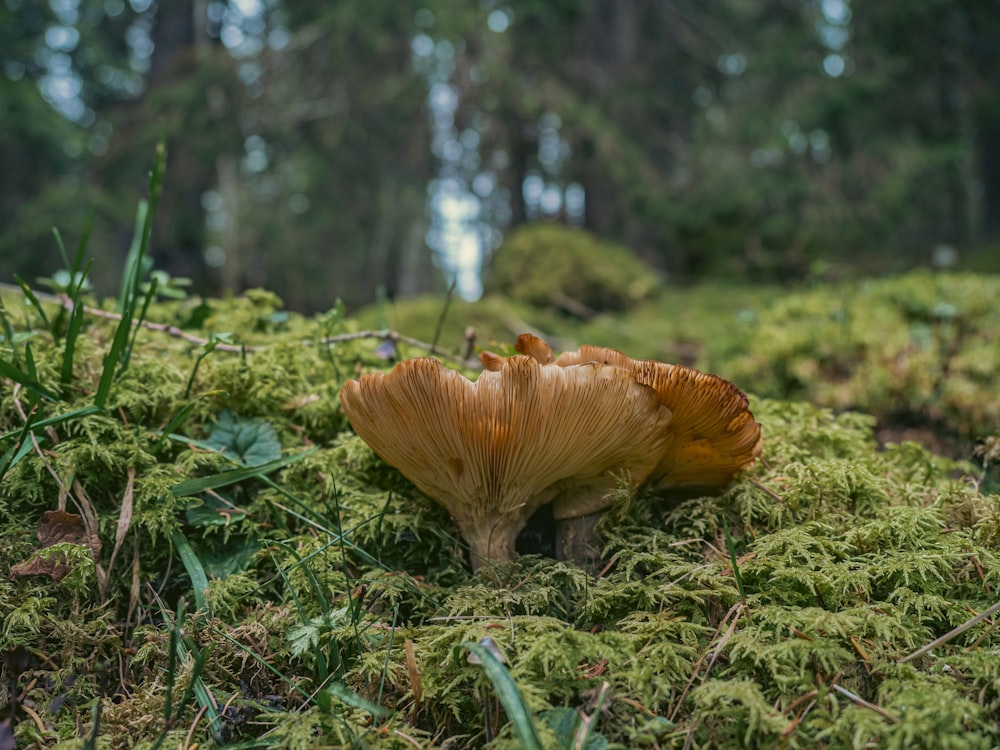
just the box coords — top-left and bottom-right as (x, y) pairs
(0, 282), (479, 367)
(898, 599), (1000, 664)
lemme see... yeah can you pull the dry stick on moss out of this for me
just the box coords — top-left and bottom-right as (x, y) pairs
(1, 285), (478, 365)
(751, 479), (785, 504)
(669, 601), (743, 723)
(898, 598), (1000, 664)
(831, 684), (899, 723)
(52, 291), (478, 366)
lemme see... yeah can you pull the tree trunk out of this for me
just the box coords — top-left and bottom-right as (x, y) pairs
(147, 0), (215, 290)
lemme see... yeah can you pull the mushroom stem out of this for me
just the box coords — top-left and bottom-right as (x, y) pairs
(555, 513), (606, 572)
(463, 523), (520, 573)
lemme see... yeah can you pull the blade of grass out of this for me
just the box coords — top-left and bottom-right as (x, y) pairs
(23, 342), (38, 381)
(52, 225), (71, 270)
(325, 681), (392, 718)
(170, 447), (317, 497)
(151, 599), (183, 750)
(574, 680), (610, 748)
(183, 338), (221, 400)
(150, 597), (222, 749)
(331, 480), (365, 650)
(49, 218), (93, 336)
(153, 390), (227, 448)
(430, 276), (456, 352)
(722, 516), (747, 604)
(263, 552), (346, 690)
(0, 402), (40, 480)
(13, 275), (52, 334)
(82, 702), (101, 750)
(0, 296), (19, 367)
(97, 144), (166, 405)
(464, 640), (543, 750)
(0, 435), (43, 481)
(121, 269), (158, 373)
(171, 530), (210, 612)
(213, 626), (323, 703)
(119, 145), (165, 313)
(172, 640), (217, 732)
(117, 201), (146, 314)
(60, 258), (94, 390)
(376, 604), (400, 711)
(266, 540), (332, 620)
(68, 213), (94, 285)
(93, 320), (128, 407)
(0, 356), (61, 402)
(0, 404), (102, 441)
(95, 203), (146, 407)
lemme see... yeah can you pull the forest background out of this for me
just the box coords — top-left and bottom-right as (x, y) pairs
(4, 0), (1000, 313)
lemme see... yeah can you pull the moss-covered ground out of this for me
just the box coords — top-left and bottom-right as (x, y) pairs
(2, 262), (1000, 748)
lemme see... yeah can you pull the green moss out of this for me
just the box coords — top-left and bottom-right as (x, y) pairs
(2, 281), (1000, 748)
(703, 270), (1000, 446)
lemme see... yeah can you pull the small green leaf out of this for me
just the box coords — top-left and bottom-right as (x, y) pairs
(184, 494), (248, 528)
(206, 409), (282, 466)
(191, 535), (259, 579)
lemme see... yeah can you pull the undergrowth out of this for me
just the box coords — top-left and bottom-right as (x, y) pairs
(1, 163), (999, 748)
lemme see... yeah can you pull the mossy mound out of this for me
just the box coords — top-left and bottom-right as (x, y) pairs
(485, 224), (660, 316)
(702, 270), (1000, 449)
(2, 283), (999, 748)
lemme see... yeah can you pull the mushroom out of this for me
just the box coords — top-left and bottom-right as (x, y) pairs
(553, 344), (763, 490)
(339, 354), (672, 571)
(487, 335), (763, 564)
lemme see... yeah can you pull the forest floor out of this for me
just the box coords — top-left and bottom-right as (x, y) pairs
(1, 265), (999, 749)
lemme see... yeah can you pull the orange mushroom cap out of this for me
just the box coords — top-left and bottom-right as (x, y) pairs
(555, 345), (762, 490)
(339, 355), (672, 569)
(492, 334), (763, 493)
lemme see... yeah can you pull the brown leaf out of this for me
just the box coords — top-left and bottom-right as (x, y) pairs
(9, 510), (102, 582)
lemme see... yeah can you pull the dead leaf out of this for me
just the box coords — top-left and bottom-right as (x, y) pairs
(9, 510), (102, 582)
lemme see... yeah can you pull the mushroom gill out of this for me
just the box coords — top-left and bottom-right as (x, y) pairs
(339, 355), (671, 571)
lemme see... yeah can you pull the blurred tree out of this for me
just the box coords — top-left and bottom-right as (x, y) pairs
(439, 0), (1000, 281)
(3, 0), (1000, 309)
(0, 0), (114, 278)
(249, 0), (437, 309)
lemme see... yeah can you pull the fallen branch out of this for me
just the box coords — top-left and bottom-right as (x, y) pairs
(831, 684), (899, 724)
(0, 283), (479, 367)
(898, 598), (1000, 664)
